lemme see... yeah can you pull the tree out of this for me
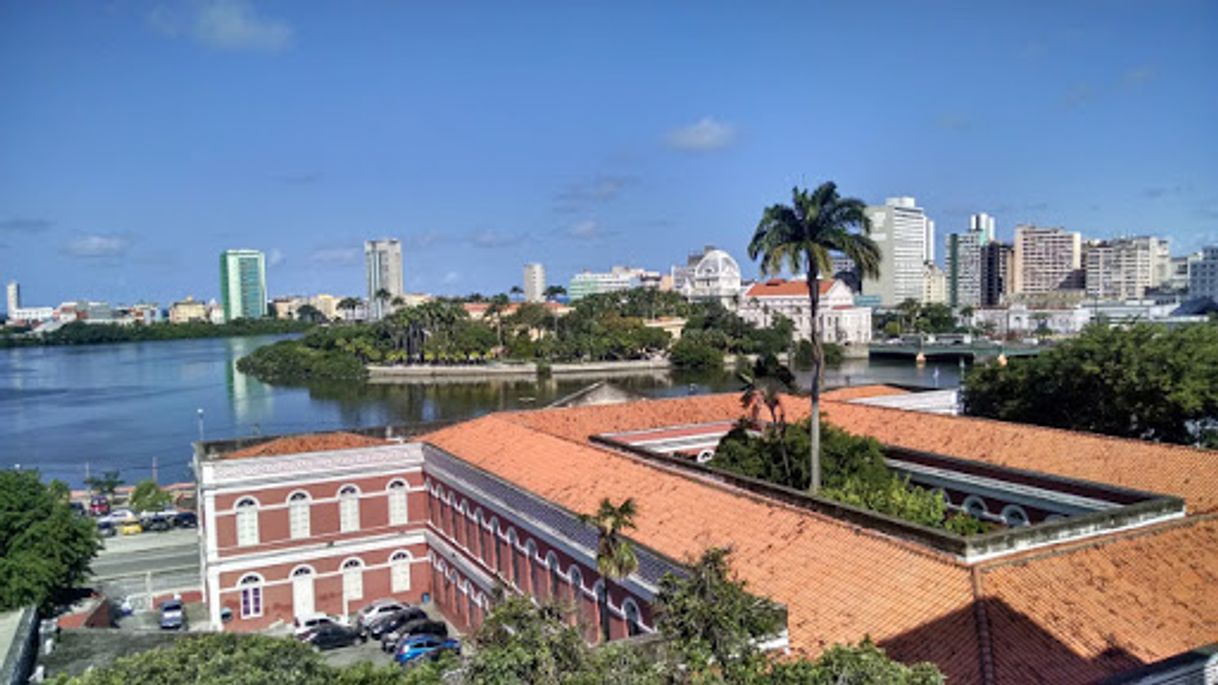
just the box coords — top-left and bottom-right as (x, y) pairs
(295, 303), (327, 324)
(337, 297), (362, 320)
(739, 355), (797, 484)
(749, 183), (881, 493)
(544, 285), (566, 300)
(510, 285), (524, 297)
(84, 470), (123, 498)
(0, 470), (99, 610)
(129, 479), (173, 513)
(578, 498), (639, 642)
(485, 293), (512, 349)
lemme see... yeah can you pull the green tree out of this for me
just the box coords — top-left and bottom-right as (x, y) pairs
(578, 498), (639, 643)
(0, 470), (100, 610)
(767, 639), (944, 684)
(337, 297), (362, 320)
(129, 479), (173, 513)
(544, 285), (566, 300)
(84, 470), (123, 498)
(296, 303), (327, 323)
(669, 338), (723, 370)
(749, 183), (882, 493)
(739, 355), (798, 483)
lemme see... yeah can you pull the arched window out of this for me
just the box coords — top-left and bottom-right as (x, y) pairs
(508, 530), (521, 588)
(623, 599), (643, 636)
(547, 553), (561, 600)
(595, 581), (611, 642)
(526, 540), (541, 596)
(288, 491), (310, 540)
(235, 497), (259, 546)
(569, 566), (587, 625)
(465, 507), (477, 552)
(342, 558), (364, 603)
(472, 509), (485, 561)
(387, 480), (409, 526)
(238, 573), (263, 618)
(492, 520), (504, 574)
(390, 550), (412, 593)
(467, 586), (478, 627)
(1001, 504), (1030, 527)
(963, 495), (989, 519)
(291, 565), (315, 617)
(339, 485), (360, 533)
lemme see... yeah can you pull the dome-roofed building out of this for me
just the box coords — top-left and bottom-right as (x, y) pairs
(673, 246), (742, 307)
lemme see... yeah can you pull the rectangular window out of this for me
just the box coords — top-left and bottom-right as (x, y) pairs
(289, 500), (310, 539)
(236, 509), (259, 547)
(340, 495), (360, 533)
(388, 489), (408, 526)
(240, 586), (262, 618)
(392, 562), (411, 593)
(344, 568), (363, 602)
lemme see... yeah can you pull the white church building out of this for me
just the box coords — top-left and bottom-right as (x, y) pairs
(738, 278), (872, 345)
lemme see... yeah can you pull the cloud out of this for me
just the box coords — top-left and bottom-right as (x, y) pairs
(268, 248), (285, 266)
(1122, 66), (1155, 88)
(563, 219), (614, 242)
(1143, 184), (1186, 199)
(0, 218), (53, 234)
(1062, 84), (1095, 108)
(310, 247), (361, 265)
(935, 114), (972, 132)
(665, 117), (736, 152)
(148, 0), (294, 53)
(554, 175), (634, 212)
(441, 271), (461, 285)
(62, 233), (133, 258)
(469, 230), (528, 248)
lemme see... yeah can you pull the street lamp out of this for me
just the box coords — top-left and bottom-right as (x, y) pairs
(197, 408), (205, 443)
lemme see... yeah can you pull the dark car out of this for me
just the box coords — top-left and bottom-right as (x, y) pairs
(142, 516), (172, 532)
(97, 521), (116, 538)
(159, 599), (185, 630)
(383, 619), (448, 653)
(305, 624), (361, 651)
(395, 634), (460, 666)
(89, 496), (110, 517)
(366, 606), (426, 641)
(174, 512), (198, 528)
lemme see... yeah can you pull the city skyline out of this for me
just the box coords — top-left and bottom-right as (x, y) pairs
(2, 2), (1216, 306)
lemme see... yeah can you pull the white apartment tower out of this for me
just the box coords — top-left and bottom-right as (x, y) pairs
(523, 263), (546, 303)
(365, 239), (404, 320)
(5, 281), (18, 315)
(970, 213), (996, 245)
(1012, 225), (1083, 294)
(861, 197), (933, 306)
(1189, 247), (1218, 301)
(1084, 237), (1166, 301)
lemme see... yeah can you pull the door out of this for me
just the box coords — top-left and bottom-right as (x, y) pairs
(292, 567), (315, 617)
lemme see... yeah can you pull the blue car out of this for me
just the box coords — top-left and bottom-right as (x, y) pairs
(159, 599), (185, 630)
(394, 634), (459, 666)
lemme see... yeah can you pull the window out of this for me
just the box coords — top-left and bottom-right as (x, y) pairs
(595, 581), (611, 642)
(342, 558), (364, 602)
(390, 551), (412, 593)
(291, 566), (315, 617)
(339, 485), (360, 533)
(467, 588), (478, 627)
(963, 495), (989, 519)
(473, 510), (484, 561)
(547, 553), (561, 600)
(239, 574), (263, 618)
(465, 508), (476, 551)
(508, 530), (521, 587)
(288, 491), (310, 540)
(235, 497), (259, 547)
(387, 480), (409, 526)
(569, 566), (584, 602)
(492, 520), (504, 574)
(526, 540), (540, 596)
(623, 599), (643, 636)
(1001, 505), (1030, 527)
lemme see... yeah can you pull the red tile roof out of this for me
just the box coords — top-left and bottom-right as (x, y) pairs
(744, 278), (835, 298)
(224, 432), (389, 459)
(820, 384), (911, 401)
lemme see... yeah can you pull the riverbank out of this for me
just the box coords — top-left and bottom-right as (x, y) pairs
(368, 358), (672, 382)
(0, 320), (311, 348)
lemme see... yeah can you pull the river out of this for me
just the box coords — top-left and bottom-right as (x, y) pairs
(0, 336), (965, 487)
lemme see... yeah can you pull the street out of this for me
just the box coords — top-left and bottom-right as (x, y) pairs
(91, 528), (200, 606)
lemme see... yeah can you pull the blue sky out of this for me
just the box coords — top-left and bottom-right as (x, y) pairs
(1, 1), (1216, 308)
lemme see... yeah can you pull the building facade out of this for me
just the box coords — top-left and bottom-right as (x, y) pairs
(981, 242), (1014, 307)
(861, 197), (933, 306)
(921, 262), (947, 305)
(365, 240), (404, 321)
(1190, 246), (1218, 301)
(220, 250), (268, 321)
(674, 248), (742, 307)
(945, 232), (982, 308)
(170, 297), (209, 324)
(737, 278), (872, 345)
(969, 212), (996, 245)
(568, 266), (658, 301)
(5, 281), (18, 316)
(1083, 237), (1164, 301)
(523, 263), (545, 303)
(1012, 225), (1082, 294)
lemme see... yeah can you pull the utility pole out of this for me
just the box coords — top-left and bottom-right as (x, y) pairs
(151, 456), (158, 485)
(197, 408), (205, 443)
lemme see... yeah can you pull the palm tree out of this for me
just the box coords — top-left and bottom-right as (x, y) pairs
(374, 288), (392, 319)
(485, 293), (511, 348)
(337, 297), (362, 321)
(85, 470), (124, 499)
(748, 183), (881, 493)
(578, 497), (638, 641)
(543, 285), (566, 300)
(739, 356), (798, 485)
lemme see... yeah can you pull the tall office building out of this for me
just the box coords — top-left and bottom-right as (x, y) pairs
(219, 250), (267, 321)
(523, 263), (545, 303)
(945, 231), (982, 308)
(5, 281), (18, 314)
(981, 242), (1014, 306)
(365, 239), (404, 320)
(1189, 246), (1218, 301)
(970, 213), (996, 245)
(1084, 237), (1164, 301)
(861, 197), (933, 306)
(1012, 225), (1083, 294)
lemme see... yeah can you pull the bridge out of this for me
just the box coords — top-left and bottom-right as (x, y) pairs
(868, 342), (1043, 361)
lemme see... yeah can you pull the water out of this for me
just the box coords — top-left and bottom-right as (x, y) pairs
(0, 336), (962, 487)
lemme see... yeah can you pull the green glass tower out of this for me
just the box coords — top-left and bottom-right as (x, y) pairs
(220, 249), (267, 322)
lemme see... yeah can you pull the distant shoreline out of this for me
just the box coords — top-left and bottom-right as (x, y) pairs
(367, 358), (672, 382)
(0, 320), (311, 349)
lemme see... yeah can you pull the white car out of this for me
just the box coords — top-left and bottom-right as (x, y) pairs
(102, 509), (137, 525)
(355, 600), (407, 629)
(292, 612), (344, 639)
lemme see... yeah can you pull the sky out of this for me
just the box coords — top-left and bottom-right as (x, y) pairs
(1, 1), (1216, 309)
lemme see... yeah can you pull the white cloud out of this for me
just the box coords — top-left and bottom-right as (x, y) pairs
(470, 229), (528, 248)
(565, 219), (610, 242)
(665, 117), (736, 152)
(268, 248), (285, 266)
(442, 271), (461, 285)
(310, 247), (360, 265)
(148, 0), (294, 53)
(63, 234), (132, 258)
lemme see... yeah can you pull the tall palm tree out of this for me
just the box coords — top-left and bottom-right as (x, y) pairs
(748, 183), (881, 493)
(337, 296), (362, 321)
(739, 357), (798, 485)
(578, 497), (638, 641)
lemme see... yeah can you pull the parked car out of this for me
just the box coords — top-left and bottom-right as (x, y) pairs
(305, 624), (361, 651)
(89, 496), (110, 517)
(355, 599), (407, 630)
(69, 501), (86, 516)
(103, 509), (136, 525)
(395, 634), (460, 666)
(97, 521), (116, 538)
(159, 599), (185, 630)
(119, 520), (143, 535)
(293, 612), (344, 640)
(383, 619), (449, 653)
(174, 511), (198, 528)
(366, 607), (427, 641)
(142, 516), (172, 532)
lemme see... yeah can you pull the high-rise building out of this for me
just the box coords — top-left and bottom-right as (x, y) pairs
(945, 231), (983, 308)
(219, 250), (267, 321)
(365, 239), (404, 320)
(981, 242), (1014, 307)
(970, 213), (996, 245)
(1084, 237), (1165, 301)
(568, 266), (658, 300)
(1190, 246), (1218, 301)
(523, 263), (546, 303)
(922, 262), (947, 305)
(861, 197), (933, 306)
(5, 281), (18, 315)
(1012, 226), (1083, 294)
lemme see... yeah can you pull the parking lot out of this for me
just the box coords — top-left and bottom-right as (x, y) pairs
(91, 527), (201, 607)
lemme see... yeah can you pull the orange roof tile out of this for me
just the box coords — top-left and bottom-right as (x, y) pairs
(744, 278), (835, 298)
(224, 432), (388, 459)
(820, 384), (911, 401)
